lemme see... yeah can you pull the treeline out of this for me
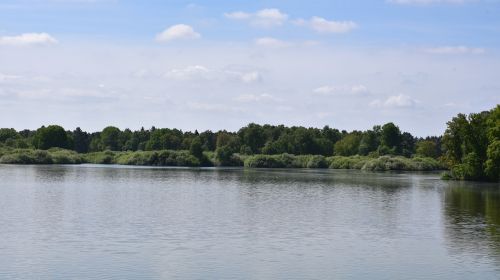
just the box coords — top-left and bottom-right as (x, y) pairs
(0, 122), (442, 161)
(1, 105), (498, 181)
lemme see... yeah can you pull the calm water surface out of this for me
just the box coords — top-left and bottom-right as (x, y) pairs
(0, 164), (499, 279)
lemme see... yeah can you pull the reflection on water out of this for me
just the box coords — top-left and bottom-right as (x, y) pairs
(444, 181), (500, 260)
(0, 164), (499, 280)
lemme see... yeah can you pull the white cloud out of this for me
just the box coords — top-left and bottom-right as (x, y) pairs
(295, 17), (357, 33)
(164, 65), (210, 81)
(164, 65), (262, 84)
(0, 33), (58, 46)
(0, 73), (21, 82)
(155, 24), (200, 42)
(370, 94), (418, 108)
(254, 9), (288, 27)
(1, 42), (497, 136)
(387, 0), (472, 4)
(255, 37), (291, 48)
(224, 11), (251, 20)
(313, 85), (369, 95)
(424, 46), (485, 55)
(235, 93), (278, 103)
(225, 8), (288, 27)
(239, 71), (262, 83)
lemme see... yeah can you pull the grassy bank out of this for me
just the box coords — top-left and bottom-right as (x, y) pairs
(0, 148), (84, 164)
(0, 148), (444, 171)
(244, 154), (444, 171)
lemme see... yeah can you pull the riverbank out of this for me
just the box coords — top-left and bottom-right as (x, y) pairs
(0, 148), (445, 171)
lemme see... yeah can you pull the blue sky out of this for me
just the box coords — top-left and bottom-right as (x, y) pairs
(0, 0), (499, 136)
(2, 0), (500, 45)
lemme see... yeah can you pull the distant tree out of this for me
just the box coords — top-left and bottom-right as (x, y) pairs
(120, 129), (132, 150)
(73, 127), (90, 153)
(0, 128), (19, 143)
(238, 123), (266, 154)
(416, 140), (438, 158)
(189, 137), (203, 159)
(485, 140), (500, 181)
(322, 125), (342, 144)
(199, 130), (216, 151)
(358, 130), (379, 156)
(400, 132), (416, 157)
(334, 132), (363, 156)
(100, 126), (122, 151)
(379, 122), (402, 154)
(239, 145), (253, 155)
(216, 131), (234, 148)
(18, 129), (34, 138)
(442, 114), (469, 165)
(89, 133), (101, 152)
(33, 125), (70, 150)
(146, 130), (163, 150)
(215, 136), (241, 166)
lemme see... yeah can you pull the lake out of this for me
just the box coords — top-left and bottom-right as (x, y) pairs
(0, 164), (499, 279)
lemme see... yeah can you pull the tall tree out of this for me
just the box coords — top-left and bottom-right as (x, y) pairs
(33, 125), (70, 150)
(73, 127), (90, 153)
(100, 126), (122, 151)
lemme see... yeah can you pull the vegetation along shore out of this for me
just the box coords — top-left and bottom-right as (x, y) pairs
(0, 105), (498, 182)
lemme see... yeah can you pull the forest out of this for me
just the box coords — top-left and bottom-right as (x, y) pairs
(0, 105), (498, 181)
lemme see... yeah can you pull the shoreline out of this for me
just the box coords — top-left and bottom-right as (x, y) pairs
(0, 148), (445, 172)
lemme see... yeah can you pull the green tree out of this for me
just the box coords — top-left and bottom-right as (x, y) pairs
(73, 127), (90, 153)
(379, 122), (402, 154)
(334, 132), (363, 156)
(33, 125), (70, 150)
(189, 137), (204, 159)
(0, 128), (19, 143)
(358, 130), (379, 156)
(100, 126), (122, 151)
(416, 140), (438, 158)
(238, 123), (266, 154)
(485, 140), (500, 181)
(443, 105), (499, 181)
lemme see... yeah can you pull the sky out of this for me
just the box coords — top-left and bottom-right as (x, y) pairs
(0, 0), (499, 136)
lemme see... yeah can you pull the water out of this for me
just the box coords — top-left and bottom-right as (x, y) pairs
(0, 165), (499, 280)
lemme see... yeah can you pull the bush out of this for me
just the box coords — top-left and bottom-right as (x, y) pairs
(49, 149), (84, 164)
(244, 154), (286, 168)
(215, 146), (243, 166)
(244, 154), (328, 169)
(360, 156), (442, 171)
(0, 149), (53, 164)
(0, 148), (444, 171)
(84, 150), (116, 164)
(328, 155), (369, 169)
(91, 150), (207, 167)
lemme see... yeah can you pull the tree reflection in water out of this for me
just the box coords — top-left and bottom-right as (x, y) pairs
(444, 181), (500, 262)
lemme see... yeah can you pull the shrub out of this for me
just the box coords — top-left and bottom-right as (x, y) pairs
(328, 156), (369, 169)
(84, 150), (116, 164)
(306, 155), (328, 168)
(0, 149), (53, 164)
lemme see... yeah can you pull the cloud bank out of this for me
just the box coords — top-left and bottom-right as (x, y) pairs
(0, 33), (58, 46)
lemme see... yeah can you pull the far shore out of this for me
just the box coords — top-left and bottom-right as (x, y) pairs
(0, 148), (445, 172)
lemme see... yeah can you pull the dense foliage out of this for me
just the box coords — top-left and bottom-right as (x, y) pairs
(0, 122), (441, 160)
(442, 105), (500, 181)
(0, 105), (498, 181)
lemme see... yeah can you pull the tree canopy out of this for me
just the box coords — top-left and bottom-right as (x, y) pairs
(443, 105), (499, 181)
